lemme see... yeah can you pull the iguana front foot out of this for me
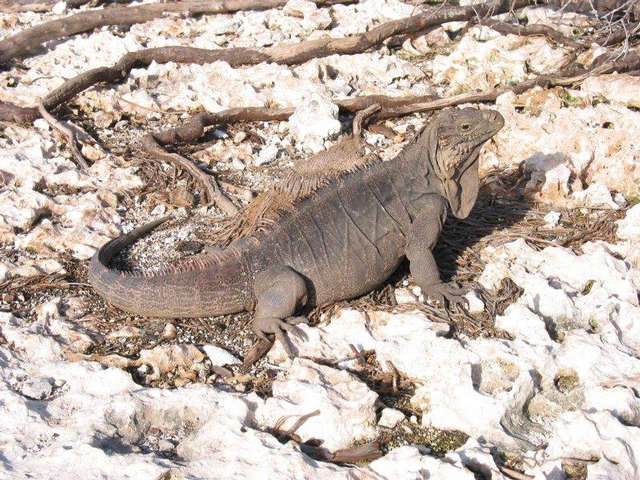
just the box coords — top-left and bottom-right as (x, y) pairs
(252, 316), (308, 358)
(422, 282), (469, 309)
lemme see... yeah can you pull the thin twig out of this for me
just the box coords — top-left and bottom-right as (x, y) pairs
(37, 102), (88, 169)
(139, 134), (238, 213)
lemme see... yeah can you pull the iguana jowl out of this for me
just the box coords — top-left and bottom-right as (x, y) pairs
(89, 108), (504, 352)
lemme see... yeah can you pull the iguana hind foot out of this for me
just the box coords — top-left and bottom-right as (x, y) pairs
(422, 282), (469, 310)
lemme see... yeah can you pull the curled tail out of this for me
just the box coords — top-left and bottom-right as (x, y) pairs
(89, 217), (250, 318)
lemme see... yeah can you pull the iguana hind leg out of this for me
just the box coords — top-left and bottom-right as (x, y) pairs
(252, 265), (309, 357)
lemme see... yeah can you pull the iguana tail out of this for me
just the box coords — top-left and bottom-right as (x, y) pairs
(89, 217), (251, 318)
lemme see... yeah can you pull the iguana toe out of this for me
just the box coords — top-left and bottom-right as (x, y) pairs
(252, 316), (307, 358)
(423, 283), (469, 310)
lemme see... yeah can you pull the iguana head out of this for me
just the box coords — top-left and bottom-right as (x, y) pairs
(426, 108), (504, 219)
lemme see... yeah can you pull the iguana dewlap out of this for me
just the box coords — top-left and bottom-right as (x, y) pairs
(89, 108), (504, 353)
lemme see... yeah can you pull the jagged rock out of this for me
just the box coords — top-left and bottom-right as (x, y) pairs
(19, 377), (54, 400)
(616, 204), (640, 241)
(0, 188), (52, 230)
(255, 144), (280, 166)
(582, 74), (640, 108)
(288, 93), (342, 153)
(369, 446), (475, 479)
(201, 345), (241, 366)
(378, 408), (405, 429)
(257, 358), (378, 451)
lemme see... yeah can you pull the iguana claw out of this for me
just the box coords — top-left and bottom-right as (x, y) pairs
(252, 316), (309, 358)
(422, 282), (469, 310)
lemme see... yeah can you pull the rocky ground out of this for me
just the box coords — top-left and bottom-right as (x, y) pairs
(1, 0), (640, 479)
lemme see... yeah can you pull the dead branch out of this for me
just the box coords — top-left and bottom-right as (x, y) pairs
(374, 53), (640, 118)
(300, 440), (383, 463)
(0, 102), (39, 124)
(483, 20), (586, 48)
(37, 102), (89, 169)
(0, 0), (545, 124)
(4, 0), (129, 11)
(498, 465), (535, 480)
(0, 0), (357, 66)
(139, 134), (238, 213)
(143, 94), (435, 149)
(243, 338), (273, 366)
(144, 108), (294, 147)
(595, 21), (640, 46)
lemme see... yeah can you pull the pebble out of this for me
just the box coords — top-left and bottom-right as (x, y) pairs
(378, 408), (405, 429)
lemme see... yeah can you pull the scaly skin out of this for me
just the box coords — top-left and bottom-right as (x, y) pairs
(89, 108), (504, 354)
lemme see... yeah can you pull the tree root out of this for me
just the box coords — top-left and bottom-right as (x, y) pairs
(0, 0), (357, 66)
(482, 20), (587, 48)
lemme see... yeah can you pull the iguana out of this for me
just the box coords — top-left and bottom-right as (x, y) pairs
(89, 107), (504, 354)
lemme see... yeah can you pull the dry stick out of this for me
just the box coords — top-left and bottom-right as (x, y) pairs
(374, 53), (640, 118)
(139, 134), (238, 214)
(498, 466), (535, 480)
(596, 21), (640, 46)
(144, 95), (436, 149)
(0, 0), (357, 66)
(482, 19), (587, 48)
(37, 102), (89, 169)
(0, 0), (546, 125)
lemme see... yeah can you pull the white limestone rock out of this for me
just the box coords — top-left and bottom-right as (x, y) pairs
(543, 210), (560, 228)
(0, 188), (53, 230)
(464, 290), (485, 313)
(255, 144), (280, 166)
(568, 183), (619, 210)
(288, 93), (342, 153)
(582, 74), (640, 109)
(428, 28), (568, 95)
(378, 408), (405, 429)
(492, 94), (640, 199)
(257, 358), (378, 451)
(202, 345), (241, 367)
(0, 263), (9, 283)
(616, 204), (640, 241)
(369, 446), (475, 479)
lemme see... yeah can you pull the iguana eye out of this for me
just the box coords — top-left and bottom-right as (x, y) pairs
(460, 123), (471, 131)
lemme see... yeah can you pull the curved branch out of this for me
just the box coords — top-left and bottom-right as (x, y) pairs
(483, 19), (587, 48)
(0, 0), (544, 124)
(37, 102), (89, 169)
(374, 53), (640, 118)
(139, 134), (238, 214)
(0, 0), (356, 66)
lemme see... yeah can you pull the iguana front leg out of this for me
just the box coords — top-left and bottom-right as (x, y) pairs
(252, 265), (309, 357)
(405, 197), (467, 308)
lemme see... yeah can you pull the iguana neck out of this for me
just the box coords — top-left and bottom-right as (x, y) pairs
(394, 134), (446, 201)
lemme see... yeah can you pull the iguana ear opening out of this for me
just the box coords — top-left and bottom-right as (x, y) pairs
(446, 157), (479, 219)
